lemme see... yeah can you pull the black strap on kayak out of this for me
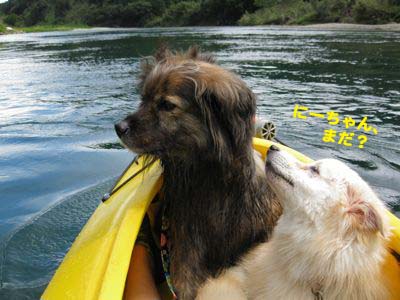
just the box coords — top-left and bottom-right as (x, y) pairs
(101, 155), (157, 202)
(273, 136), (289, 147)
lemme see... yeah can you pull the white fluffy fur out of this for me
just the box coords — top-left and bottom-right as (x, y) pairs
(197, 150), (392, 300)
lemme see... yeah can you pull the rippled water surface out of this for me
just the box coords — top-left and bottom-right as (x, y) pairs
(0, 27), (399, 299)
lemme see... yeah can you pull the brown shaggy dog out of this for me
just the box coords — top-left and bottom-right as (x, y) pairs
(115, 47), (281, 299)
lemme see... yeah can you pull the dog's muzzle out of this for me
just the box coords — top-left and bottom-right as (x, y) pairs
(115, 121), (129, 138)
(265, 145), (294, 186)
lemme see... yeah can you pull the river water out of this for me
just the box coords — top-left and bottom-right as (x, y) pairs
(0, 27), (399, 299)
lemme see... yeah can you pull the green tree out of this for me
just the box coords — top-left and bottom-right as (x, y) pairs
(54, 0), (71, 20)
(147, 1), (201, 26)
(4, 13), (18, 26)
(120, 1), (155, 27)
(199, 0), (257, 25)
(23, 0), (48, 26)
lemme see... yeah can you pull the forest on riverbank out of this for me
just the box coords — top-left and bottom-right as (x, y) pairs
(1, 0), (399, 30)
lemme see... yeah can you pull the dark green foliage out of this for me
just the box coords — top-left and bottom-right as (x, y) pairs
(23, 0), (48, 26)
(0, 0), (399, 27)
(2, 0), (29, 15)
(310, 0), (353, 22)
(54, 0), (70, 20)
(198, 0), (257, 25)
(353, 0), (400, 23)
(121, 1), (155, 27)
(239, 0), (400, 24)
(86, 0), (161, 26)
(240, 0), (316, 25)
(0, 0), (255, 27)
(147, 1), (201, 26)
(3, 13), (19, 26)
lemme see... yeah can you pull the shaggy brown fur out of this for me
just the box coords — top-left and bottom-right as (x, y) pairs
(115, 46), (281, 299)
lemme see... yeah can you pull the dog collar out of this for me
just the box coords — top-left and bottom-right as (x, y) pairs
(160, 204), (178, 299)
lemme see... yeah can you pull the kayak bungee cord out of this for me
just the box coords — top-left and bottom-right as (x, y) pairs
(102, 155), (157, 203)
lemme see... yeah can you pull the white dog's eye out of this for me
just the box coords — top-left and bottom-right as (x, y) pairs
(310, 165), (319, 175)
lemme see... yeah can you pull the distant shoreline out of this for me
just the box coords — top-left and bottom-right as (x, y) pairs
(1, 22), (400, 35)
(295, 22), (400, 31)
(0, 24), (90, 35)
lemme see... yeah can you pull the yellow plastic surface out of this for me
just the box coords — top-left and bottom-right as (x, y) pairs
(42, 157), (163, 300)
(42, 138), (400, 300)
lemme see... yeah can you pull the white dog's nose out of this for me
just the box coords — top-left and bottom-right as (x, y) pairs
(269, 145), (280, 152)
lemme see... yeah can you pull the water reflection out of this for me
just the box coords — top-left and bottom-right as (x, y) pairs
(0, 27), (399, 299)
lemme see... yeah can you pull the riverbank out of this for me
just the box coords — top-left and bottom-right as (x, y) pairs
(1, 23), (400, 35)
(0, 24), (90, 35)
(300, 22), (400, 31)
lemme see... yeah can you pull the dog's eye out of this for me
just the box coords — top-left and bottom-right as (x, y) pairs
(310, 165), (319, 175)
(158, 99), (176, 111)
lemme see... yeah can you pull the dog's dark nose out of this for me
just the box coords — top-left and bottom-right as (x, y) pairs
(115, 121), (129, 138)
(269, 145), (280, 152)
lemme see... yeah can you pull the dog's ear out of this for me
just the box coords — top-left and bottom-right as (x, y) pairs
(138, 45), (173, 91)
(199, 79), (256, 161)
(155, 44), (172, 62)
(345, 185), (385, 236)
(186, 46), (216, 64)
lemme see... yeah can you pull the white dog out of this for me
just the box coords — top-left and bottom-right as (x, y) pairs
(197, 145), (393, 300)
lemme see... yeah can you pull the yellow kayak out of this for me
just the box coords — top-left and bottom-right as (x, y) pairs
(42, 138), (400, 300)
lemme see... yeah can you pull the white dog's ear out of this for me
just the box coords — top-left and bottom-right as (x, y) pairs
(345, 185), (384, 236)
